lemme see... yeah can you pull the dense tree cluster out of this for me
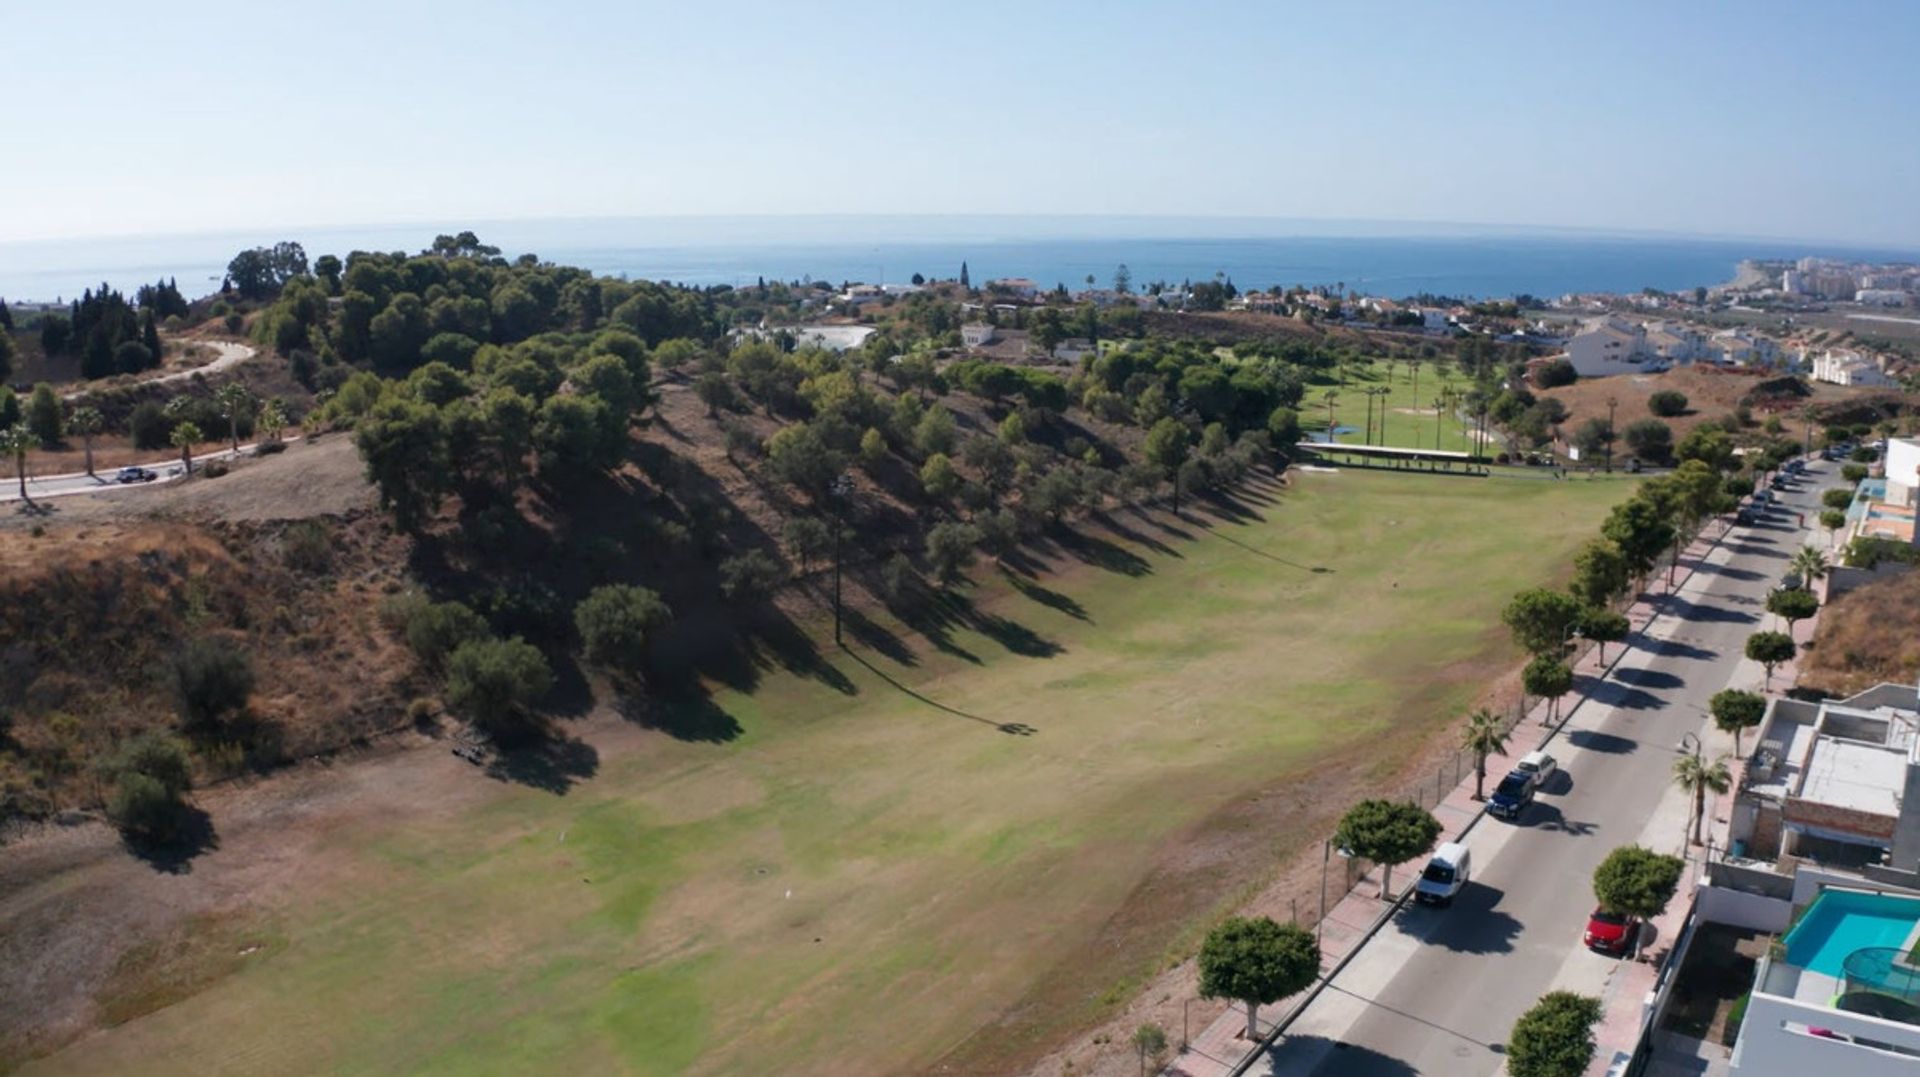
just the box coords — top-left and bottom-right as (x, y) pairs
(39, 283), (165, 378)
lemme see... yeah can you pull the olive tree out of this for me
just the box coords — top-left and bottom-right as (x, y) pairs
(574, 584), (671, 674)
(446, 637), (552, 738)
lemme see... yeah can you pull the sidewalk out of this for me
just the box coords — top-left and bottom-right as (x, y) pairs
(1164, 515), (1740, 1077)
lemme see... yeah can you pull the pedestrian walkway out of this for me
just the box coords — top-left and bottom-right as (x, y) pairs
(1164, 514), (1743, 1077)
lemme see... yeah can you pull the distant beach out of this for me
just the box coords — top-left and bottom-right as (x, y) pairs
(3, 217), (1916, 305)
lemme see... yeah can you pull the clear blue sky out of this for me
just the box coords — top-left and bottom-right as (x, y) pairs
(6, 0), (1918, 246)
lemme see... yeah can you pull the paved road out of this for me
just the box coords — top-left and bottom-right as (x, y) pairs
(1, 436), (301, 503)
(58, 339), (256, 401)
(1254, 459), (1841, 1076)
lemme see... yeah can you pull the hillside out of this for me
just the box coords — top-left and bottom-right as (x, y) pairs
(1802, 567), (1920, 696)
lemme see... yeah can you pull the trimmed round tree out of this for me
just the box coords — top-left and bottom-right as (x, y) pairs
(1334, 799), (1443, 899)
(1197, 917), (1319, 1041)
(574, 584), (671, 676)
(446, 636), (553, 739)
(1591, 845), (1684, 956)
(1501, 588), (1586, 657)
(1765, 587), (1819, 640)
(1744, 630), (1797, 689)
(1507, 991), (1603, 1077)
(1579, 608), (1629, 663)
(1709, 689), (1766, 757)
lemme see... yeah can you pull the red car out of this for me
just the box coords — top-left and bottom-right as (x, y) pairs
(1585, 907), (1637, 955)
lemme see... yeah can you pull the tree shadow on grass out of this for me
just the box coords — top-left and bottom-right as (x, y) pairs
(1208, 527), (1335, 573)
(1088, 509), (1182, 559)
(125, 806), (219, 875)
(840, 605), (919, 665)
(1004, 570), (1090, 622)
(842, 646), (1036, 736)
(616, 690), (745, 744)
(1050, 526), (1152, 577)
(484, 734), (599, 794)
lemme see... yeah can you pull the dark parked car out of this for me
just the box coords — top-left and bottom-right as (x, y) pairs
(1736, 507), (1758, 526)
(115, 466), (158, 484)
(1488, 772), (1535, 820)
(1585, 907), (1638, 955)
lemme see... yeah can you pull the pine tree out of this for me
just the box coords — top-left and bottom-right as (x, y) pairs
(142, 310), (163, 368)
(960, 261), (970, 289)
(0, 297), (12, 331)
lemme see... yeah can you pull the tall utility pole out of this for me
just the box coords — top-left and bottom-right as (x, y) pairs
(1605, 396), (1619, 473)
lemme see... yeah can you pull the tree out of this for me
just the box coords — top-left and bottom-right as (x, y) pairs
(1267, 406), (1302, 449)
(1673, 754), (1732, 845)
(574, 584), (671, 674)
(1, 423), (33, 502)
(1506, 992), (1603, 1077)
(1572, 416), (1613, 457)
(215, 382), (257, 453)
(1462, 708), (1509, 801)
(1601, 497), (1675, 581)
(1334, 799), (1443, 898)
(354, 397), (449, 531)
(1523, 656), (1575, 723)
(1568, 539), (1629, 608)
(1591, 845), (1684, 953)
(1579, 607), (1629, 663)
(919, 452), (959, 500)
(1709, 689), (1766, 757)
(1745, 631), (1796, 688)
(1819, 508), (1847, 545)
(1622, 419), (1672, 463)
(398, 599), (490, 671)
(1196, 917), (1319, 1041)
(533, 393), (623, 474)
(258, 398), (289, 444)
(1766, 587), (1819, 639)
(171, 420), (204, 474)
(169, 637), (255, 733)
(1130, 1022), (1166, 1075)
(959, 261), (970, 289)
(694, 371), (734, 417)
(926, 521), (982, 583)
(1647, 390), (1688, 417)
(1501, 588), (1586, 657)
(1533, 358), (1577, 389)
(1821, 487), (1854, 511)
(446, 637), (552, 738)
(25, 383), (62, 446)
(68, 406), (103, 476)
(1144, 418), (1192, 513)
(782, 516), (833, 574)
(858, 427), (888, 471)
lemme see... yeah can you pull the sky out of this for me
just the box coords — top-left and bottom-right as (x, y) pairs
(5, 0), (1919, 246)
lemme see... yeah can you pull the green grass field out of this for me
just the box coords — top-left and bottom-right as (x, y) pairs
(25, 471), (1632, 1076)
(1305, 359), (1481, 452)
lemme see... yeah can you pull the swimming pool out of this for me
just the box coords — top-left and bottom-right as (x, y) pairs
(1784, 890), (1920, 979)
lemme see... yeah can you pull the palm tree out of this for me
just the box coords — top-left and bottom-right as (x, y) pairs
(1791, 545), (1829, 585)
(215, 383), (257, 453)
(1409, 359), (1422, 409)
(68, 406), (104, 477)
(1322, 389), (1339, 440)
(171, 421), (203, 475)
(258, 398), (288, 444)
(1673, 753), (1732, 846)
(1, 423), (32, 503)
(1462, 709), (1509, 801)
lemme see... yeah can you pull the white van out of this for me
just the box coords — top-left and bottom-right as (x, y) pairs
(1414, 842), (1471, 906)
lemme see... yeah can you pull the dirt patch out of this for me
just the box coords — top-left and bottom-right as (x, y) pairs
(1802, 566), (1920, 695)
(1539, 365), (1872, 449)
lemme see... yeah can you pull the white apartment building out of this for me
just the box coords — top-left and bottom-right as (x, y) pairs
(1562, 316), (1652, 376)
(1711, 329), (1780, 367)
(1810, 349), (1900, 388)
(961, 323), (998, 348)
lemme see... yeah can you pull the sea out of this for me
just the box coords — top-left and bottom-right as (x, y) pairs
(2, 215), (1916, 306)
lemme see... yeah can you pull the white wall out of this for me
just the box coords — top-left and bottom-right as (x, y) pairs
(1731, 992), (1920, 1076)
(1887, 438), (1920, 507)
(1699, 883), (1793, 932)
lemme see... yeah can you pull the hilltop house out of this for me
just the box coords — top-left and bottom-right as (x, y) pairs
(986, 277), (1039, 299)
(961, 323), (998, 348)
(1712, 328), (1781, 367)
(1811, 349), (1901, 388)
(1563, 316), (1654, 377)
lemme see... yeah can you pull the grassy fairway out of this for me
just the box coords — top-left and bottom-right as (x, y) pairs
(25, 471), (1632, 1076)
(1306, 358), (1481, 452)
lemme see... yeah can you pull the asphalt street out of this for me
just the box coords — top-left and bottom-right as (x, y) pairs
(1255, 458), (1843, 1077)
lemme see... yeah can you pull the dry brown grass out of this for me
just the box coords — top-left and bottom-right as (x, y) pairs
(1803, 568), (1920, 695)
(1538, 365), (1873, 448)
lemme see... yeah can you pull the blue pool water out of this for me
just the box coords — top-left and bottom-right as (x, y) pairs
(1784, 890), (1920, 978)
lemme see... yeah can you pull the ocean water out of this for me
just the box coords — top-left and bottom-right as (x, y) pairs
(2, 216), (1915, 305)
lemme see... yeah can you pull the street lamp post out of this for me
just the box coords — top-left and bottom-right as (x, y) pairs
(830, 472), (854, 646)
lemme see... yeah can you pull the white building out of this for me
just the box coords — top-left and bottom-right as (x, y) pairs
(960, 323), (998, 348)
(1857, 289), (1908, 306)
(987, 277), (1039, 299)
(1811, 349), (1900, 388)
(1711, 329), (1780, 367)
(1888, 437), (1920, 510)
(838, 284), (887, 308)
(1644, 322), (1709, 363)
(1563, 316), (1652, 377)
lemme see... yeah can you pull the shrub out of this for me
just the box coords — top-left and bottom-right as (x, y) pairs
(1533, 358), (1577, 389)
(1822, 488), (1854, 511)
(926, 521), (982, 583)
(282, 522), (332, 574)
(201, 458), (230, 478)
(169, 639), (255, 733)
(445, 637), (552, 737)
(99, 732), (193, 839)
(1622, 419), (1672, 462)
(574, 584), (671, 672)
(1842, 463), (1869, 483)
(1647, 390), (1688, 417)
(129, 400), (174, 449)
